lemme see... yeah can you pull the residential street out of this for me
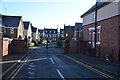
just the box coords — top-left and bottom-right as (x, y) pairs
(3, 44), (109, 79)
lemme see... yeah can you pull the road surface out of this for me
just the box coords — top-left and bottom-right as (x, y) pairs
(6, 44), (108, 79)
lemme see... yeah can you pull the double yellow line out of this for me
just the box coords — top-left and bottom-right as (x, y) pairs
(64, 55), (114, 79)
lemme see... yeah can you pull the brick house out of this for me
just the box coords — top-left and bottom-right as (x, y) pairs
(23, 21), (32, 42)
(2, 15), (24, 39)
(43, 28), (58, 42)
(64, 24), (75, 41)
(31, 26), (39, 41)
(38, 29), (44, 41)
(23, 21), (32, 38)
(81, 1), (120, 62)
(74, 23), (83, 40)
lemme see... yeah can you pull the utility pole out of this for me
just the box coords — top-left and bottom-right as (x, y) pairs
(94, 2), (98, 56)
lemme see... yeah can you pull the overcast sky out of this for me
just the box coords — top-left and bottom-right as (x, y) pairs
(0, 0), (96, 29)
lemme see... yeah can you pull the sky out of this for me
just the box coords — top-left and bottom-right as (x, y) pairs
(0, 0), (96, 29)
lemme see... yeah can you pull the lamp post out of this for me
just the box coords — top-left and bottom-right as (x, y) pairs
(94, 2), (98, 56)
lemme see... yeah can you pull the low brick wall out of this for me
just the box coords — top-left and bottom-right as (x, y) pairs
(69, 40), (78, 53)
(62, 41), (65, 48)
(63, 40), (88, 54)
(9, 39), (27, 54)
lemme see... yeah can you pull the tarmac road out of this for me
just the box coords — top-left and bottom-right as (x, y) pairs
(10, 45), (109, 80)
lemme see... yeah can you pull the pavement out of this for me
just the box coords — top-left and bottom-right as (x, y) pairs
(66, 53), (120, 78)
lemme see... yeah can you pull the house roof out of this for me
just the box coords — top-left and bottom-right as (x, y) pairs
(64, 25), (75, 32)
(75, 23), (83, 30)
(81, 2), (110, 18)
(32, 26), (37, 33)
(2, 15), (22, 27)
(38, 29), (44, 33)
(23, 21), (30, 30)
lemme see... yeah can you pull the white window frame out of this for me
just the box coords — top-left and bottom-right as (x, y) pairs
(49, 35), (51, 37)
(96, 25), (101, 45)
(88, 25), (101, 45)
(4, 28), (6, 33)
(93, 13), (96, 22)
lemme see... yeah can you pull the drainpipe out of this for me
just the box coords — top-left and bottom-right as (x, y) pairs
(95, 2), (98, 56)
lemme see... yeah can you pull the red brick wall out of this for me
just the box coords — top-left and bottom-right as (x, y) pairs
(83, 15), (120, 62)
(3, 28), (17, 38)
(62, 41), (65, 48)
(9, 40), (27, 54)
(64, 29), (74, 41)
(69, 40), (78, 53)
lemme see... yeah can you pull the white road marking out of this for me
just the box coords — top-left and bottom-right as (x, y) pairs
(28, 67), (35, 71)
(28, 76), (34, 79)
(0, 55), (26, 78)
(10, 56), (30, 79)
(50, 58), (55, 64)
(28, 65), (36, 67)
(56, 69), (65, 80)
(28, 72), (35, 75)
(30, 63), (34, 64)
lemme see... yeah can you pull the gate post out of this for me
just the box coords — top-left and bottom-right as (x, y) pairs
(64, 39), (69, 54)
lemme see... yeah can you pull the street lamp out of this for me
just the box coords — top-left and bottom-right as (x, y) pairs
(94, 2), (98, 56)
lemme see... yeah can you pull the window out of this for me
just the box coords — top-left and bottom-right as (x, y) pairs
(4, 28), (6, 33)
(10, 28), (14, 34)
(0, 29), (2, 34)
(88, 30), (91, 41)
(96, 25), (101, 44)
(93, 13), (96, 22)
(0, 22), (2, 27)
(54, 31), (56, 33)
